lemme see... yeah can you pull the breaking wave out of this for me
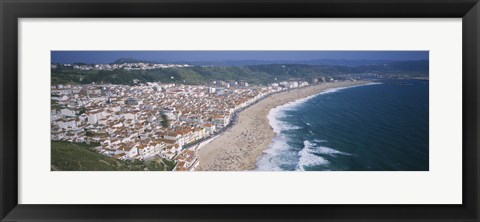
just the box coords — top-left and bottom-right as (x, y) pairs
(296, 140), (350, 171)
(256, 83), (377, 171)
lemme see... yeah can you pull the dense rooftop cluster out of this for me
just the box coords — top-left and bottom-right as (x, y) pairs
(51, 62), (191, 71)
(51, 80), (310, 171)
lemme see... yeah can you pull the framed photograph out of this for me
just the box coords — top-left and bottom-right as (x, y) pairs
(1, 0), (479, 221)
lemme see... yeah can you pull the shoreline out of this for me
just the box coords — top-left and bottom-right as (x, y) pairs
(196, 81), (371, 171)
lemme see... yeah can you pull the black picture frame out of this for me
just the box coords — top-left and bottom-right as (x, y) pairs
(1, 0), (479, 221)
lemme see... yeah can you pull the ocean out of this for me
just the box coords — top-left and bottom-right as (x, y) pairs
(256, 79), (429, 171)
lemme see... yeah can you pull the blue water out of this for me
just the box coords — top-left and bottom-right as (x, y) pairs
(256, 80), (429, 171)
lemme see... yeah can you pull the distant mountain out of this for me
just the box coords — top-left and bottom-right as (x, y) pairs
(110, 58), (398, 67)
(112, 58), (155, 64)
(355, 60), (429, 73)
(181, 59), (396, 67)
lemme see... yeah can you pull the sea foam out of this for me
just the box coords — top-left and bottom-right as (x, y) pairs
(296, 140), (351, 171)
(258, 82), (379, 171)
(297, 140), (330, 171)
(255, 134), (298, 171)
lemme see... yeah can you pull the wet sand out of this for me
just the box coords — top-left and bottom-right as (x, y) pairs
(196, 81), (369, 171)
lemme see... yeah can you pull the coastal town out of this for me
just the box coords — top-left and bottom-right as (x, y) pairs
(51, 73), (320, 171)
(51, 61), (192, 71)
(50, 51), (429, 172)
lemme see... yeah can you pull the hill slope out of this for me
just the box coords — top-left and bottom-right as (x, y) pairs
(51, 61), (428, 85)
(51, 141), (175, 171)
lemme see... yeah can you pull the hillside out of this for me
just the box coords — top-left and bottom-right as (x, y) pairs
(354, 60), (429, 73)
(113, 58), (155, 64)
(51, 141), (175, 171)
(51, 60), (428, 85)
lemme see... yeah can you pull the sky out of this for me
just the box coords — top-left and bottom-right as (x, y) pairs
(51, 51), (429, 64)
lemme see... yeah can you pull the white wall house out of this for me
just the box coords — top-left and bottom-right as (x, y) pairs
(60, 108), (76, 117)
(57, 119), (77, 129)
(213, 116), (230, 128)
(87, 113), (98, 124)
(164, 133), (185, 147)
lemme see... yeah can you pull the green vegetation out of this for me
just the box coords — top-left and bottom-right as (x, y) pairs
(51, 61), (429, 86)
(51, 100), (65, 111)
(51, 141), (175, 171)
(113, 58), (154, 64)
(78, 107), (87, 115)
(51, 69), (98, 85)
(51, 65), (339, 85)
(160, 114), (170, 128)
(354, 60), (429, 73)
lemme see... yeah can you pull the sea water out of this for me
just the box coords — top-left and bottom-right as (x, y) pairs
(256, 79), (429, 171)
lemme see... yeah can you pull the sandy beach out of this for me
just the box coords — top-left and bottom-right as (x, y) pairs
(196, 81), (369, 171)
